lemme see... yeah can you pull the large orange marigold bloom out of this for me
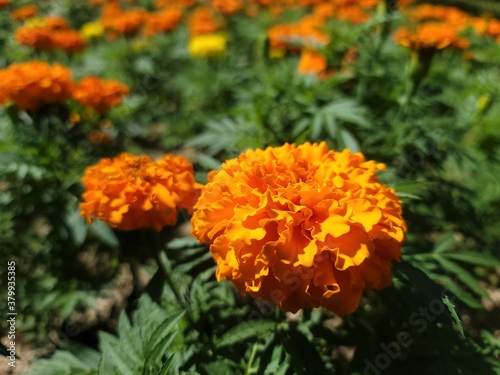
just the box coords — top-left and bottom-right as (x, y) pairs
(0, 61), (74, 110)
(191, 143), (406, 315)
(81, 153), (200, 231)
(73, 76), (129, 114)
(394, 23), (469, 51)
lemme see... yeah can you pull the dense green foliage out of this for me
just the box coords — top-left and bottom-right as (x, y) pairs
(1, 0), (499, 374)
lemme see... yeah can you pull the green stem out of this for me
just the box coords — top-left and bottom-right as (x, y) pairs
(245, 342), (259, 375)
(157, 251), (195, 325)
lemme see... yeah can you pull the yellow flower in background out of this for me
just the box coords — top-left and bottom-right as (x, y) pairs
(188, 33), (227, 58)
(191, 142), (407, 316)
(80, 21), (104, 41)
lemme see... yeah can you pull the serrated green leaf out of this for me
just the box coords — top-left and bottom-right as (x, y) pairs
(157, 354), (176, 375)
(217, 320), (276, 348)
(433, 234), (456, 253)
(443, 296), (464, 338)
(311, 114), (323, 139)
(445, 253), (500, 267)
(98, 332), (137, 375)
(437, 277), (482, 308)
(278, 327), (327, 375)
(340, 129), (360, 152)
(435, 255), (488, 298)
(88, 219), (119, 248)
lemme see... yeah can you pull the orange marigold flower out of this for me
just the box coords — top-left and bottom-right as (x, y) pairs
(212, 0), (243, 15)
(410, 5), (469, 30)
(81, 153), (200, 231)
(15, 26), (54, 50)
(44, 16), (71, 31)
(102, 8), (146, 36)
(144, 8), (183, 36)
(394, 23), (469, 51)
(188, 7), (224, 36)
(15, 16), (85, 53)
(73, 76), (129, 114)
(0, 61), (74, 110)
(268, 20), (329, 51)
(11, 5), (38, 21)
(191, 142), (406, 315)
(0, 0), (10, 8)
(297, 50), (328, 77)
(51, 30), (86, 52)
(155, 0), (195, 9)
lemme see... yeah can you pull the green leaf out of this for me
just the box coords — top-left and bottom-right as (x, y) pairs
(443, 296), (464, 338)
(157, 354), (176, 375)
(435, 255), (488, 298)
(217, 320), (276, 348)
(445, 253), (500, 267)
(437, 277), (482, 308)
(340, 129), (360, 152)
(98, 332), (137, 375)
(433, 234), (456, 254)
(278, 327), (327, 375)
(88, 219), (119, 248)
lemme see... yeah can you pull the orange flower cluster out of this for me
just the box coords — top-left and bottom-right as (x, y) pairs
(11, 5), (38, 21)
(188, 7), (225, 36)
(268, 18), (330, 52)
(101, 6), (147, 37)
(100, 2), (186, 37)
(394, 23), (469, 51)
(15, 16), (86, 53)
(191, 142), (406, 315)
(0, 0), (10, 8)
(409, 5), (469, 31)
(73, 76), (130, 114)
(155, 0), (195, 9)
(212, 0), (244, 15)
(0, 61), (74, 110)
(81, 153), (200, 231)
(297, 50), (329, 79)
(144, 8), (183, 36)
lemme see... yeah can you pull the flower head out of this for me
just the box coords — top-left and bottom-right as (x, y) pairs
(11, 5), (38, 21)
(191, 142), (406, 315)
(394, 23), (469, 51)
(80, 21), (105, 41)
(144, 8), (183, 36)
(15, 16), (86, 52)
(188, 33), (227, 58)
(188, 7), (224, 36)
(81, 153), (200, 231)
(73, 76), (129, 113)
(0, 61), (74, 110)
(297, 50), (328, 78)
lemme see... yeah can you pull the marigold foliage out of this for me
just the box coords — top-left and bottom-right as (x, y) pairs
(0, 61), (74, 110)
(191, 142), (406, 315)
(81, 153), (200, 231)
(73, 76), (130, 114)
